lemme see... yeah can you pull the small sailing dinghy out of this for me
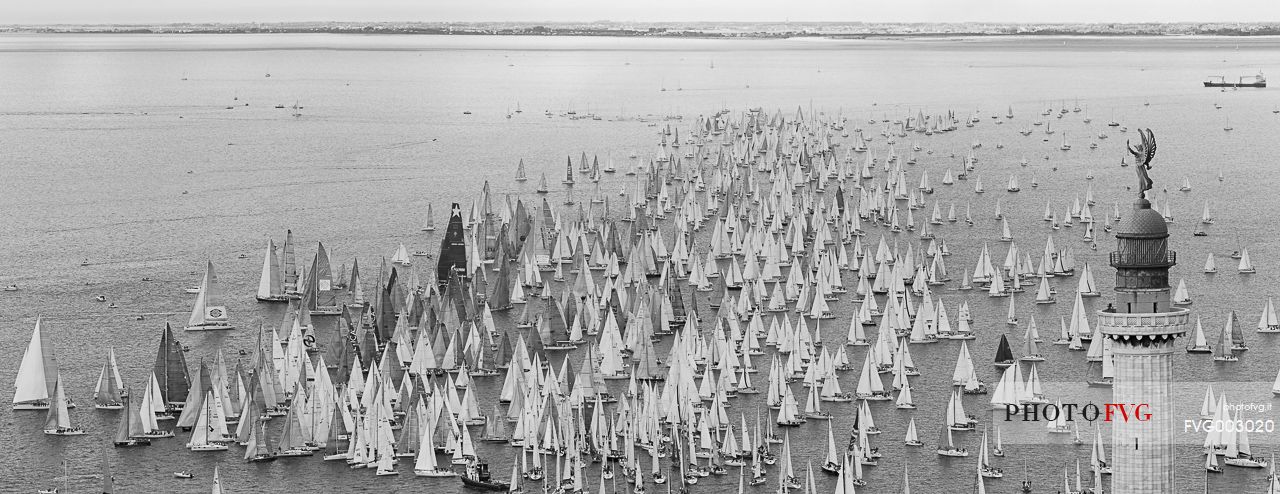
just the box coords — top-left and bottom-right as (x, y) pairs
(185, 261), (234, 331)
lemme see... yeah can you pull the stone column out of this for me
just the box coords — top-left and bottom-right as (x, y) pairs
(1108, 338), (1175, 494)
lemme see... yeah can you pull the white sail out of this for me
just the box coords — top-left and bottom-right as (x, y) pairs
(256, 239), (285, 301)
(13, 318), (51, 406)
(1238, 249), (1255, 273)
(187, 261), (233, 330)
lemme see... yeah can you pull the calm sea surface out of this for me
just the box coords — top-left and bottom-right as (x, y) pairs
(1, 33), (1279, 493)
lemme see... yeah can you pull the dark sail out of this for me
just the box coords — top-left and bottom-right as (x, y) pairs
(489, 252), (513, 311)
(994, 334), (1014, 363)
(437, 203), (468, 289)
(154, 323), (190, 405)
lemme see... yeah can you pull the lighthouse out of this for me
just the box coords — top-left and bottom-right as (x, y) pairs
(1097, 129), (1190, 493)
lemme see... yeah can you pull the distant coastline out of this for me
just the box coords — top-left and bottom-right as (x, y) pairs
(5, 21), (1280, 38)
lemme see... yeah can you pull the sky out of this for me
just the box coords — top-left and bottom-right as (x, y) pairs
(4, 0), (1280, 25)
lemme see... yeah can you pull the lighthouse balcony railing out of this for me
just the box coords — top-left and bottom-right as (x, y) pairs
(1096, 307), (1191, 337)
(1109, 250), (1176, 267)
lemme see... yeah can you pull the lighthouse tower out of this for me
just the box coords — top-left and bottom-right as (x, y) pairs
(1097, 180), (1191, 490)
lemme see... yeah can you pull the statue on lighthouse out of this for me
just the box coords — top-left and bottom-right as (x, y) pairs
(1127, 128), (1157, 199)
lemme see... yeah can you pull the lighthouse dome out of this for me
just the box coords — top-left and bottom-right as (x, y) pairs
(1115, 199), (1168, 239)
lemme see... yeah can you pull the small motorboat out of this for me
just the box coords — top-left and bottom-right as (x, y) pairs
(173, 471), (194, 479)
(183, 286), (201, 294)
(94, 295), (106, 302)
(3, 284), (17, 291)
(460, 461), (510, 491)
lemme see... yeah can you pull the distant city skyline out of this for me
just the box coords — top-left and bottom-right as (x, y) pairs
(5, 0), (1280, 25)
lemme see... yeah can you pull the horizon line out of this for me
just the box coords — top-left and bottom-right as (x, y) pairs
(6, 20), (1280, 26)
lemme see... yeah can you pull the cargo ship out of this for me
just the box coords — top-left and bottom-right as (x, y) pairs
(1204, 72), (1266, 88)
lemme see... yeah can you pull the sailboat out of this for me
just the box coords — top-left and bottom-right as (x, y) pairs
(1223, 412), (1269, 468)
(42, 376), (85, 435)
(186, 390), (229, 451)
(1259, 298), (1280, 332)
(821, 423), (841, 474)
(515, 159), (528, 182)
(245, 418), (277, 462)
(562, 156), (575, 185)
(414, 431), (458, 477)
(993, 335), (1015, 367)
(185, 261), (234, 331)
(536, 173), (549, 194)
(437, 203), (469, 287)
(93, 348), (125, 409)
(1172, 278), (1193, 305)
(1206, 451), (1223, 473)
(936, 424), (968, 457)
(1238, 248), (1256, 273)
(13, 317), (60, 410)
(390, 243), (412, 266)
(1187, 317), (1212, 353)
(255, 239), (288, 302)
(113, 390), (151, 447)
(423, 203), (437, 231)
(904, 417), (922, 446)
(978, 429), (1002, 478)
(1213, 314), (1239, 362)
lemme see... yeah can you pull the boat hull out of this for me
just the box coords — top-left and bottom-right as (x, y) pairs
(184, 324), (235, 331)
(1204, 81), (1265, 88)
(415, 469), (459, 477)
(461, 478), (511, 491)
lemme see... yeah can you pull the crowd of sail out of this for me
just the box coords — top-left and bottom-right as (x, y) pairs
(15, 102), (1280, 493)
